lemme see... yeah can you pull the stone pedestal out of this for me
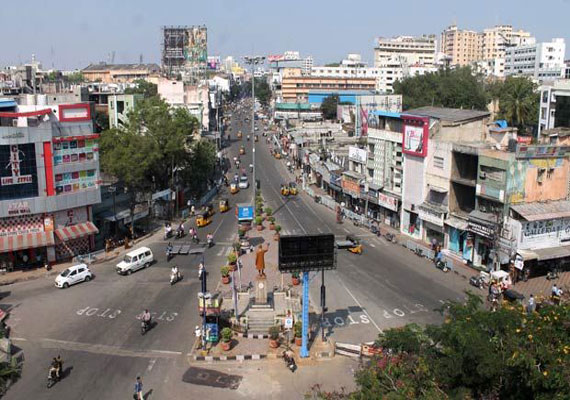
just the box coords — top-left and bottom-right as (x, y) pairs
(254, 275), (268, 304)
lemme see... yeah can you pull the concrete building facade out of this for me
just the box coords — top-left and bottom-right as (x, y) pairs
(82, 64), (160, 84)
(374, 35), (437, 68)
(0, 102), (101, 268)
(505, 38), (566, 81)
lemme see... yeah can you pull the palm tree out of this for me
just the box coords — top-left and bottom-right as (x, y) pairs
(499, 77), (539, 130)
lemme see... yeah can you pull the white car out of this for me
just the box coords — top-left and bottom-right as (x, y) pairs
(116, 247), (154, 275)
(55, 263), (93, 288)
(239, 176), (249, 189)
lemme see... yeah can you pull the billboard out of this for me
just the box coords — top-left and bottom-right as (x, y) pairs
(348, 146), (367, 164)
(402, 116), (429, 157)
(0, 143), (39, 200)
(278, 234), (336, 272)
(267, 55), (285, 63)
(185, 26), (207, 64)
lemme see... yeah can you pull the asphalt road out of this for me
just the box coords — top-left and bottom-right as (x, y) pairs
(1, 99), (472, 399)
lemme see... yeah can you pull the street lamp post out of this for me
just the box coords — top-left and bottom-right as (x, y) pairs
(243, 56), (265, 201)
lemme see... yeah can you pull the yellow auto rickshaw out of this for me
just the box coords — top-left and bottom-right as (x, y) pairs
(230, 182), (239, 194)
(274, 152), (281, 160)
(281, 184), (290, 196)
(239, 146), (245, 155)
(289, 182), (298, 195)
(219, 198), (229, 213)
(237, 131), (242, 139)
(196, 212), (212, 228)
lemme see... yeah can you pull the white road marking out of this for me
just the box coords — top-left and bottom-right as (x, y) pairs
(147, 358), (157, 372)
(10, 337), (26, 342)
(225, 247), (233, 256)
(317, 227), (323, 233)
(337, 278), (383, 333)
(343, 228), (350, 233)
(369, 243), (376, 248)
(216, 247), (225, 257)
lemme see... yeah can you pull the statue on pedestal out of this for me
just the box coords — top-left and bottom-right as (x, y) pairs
(255, 243), (269, 277)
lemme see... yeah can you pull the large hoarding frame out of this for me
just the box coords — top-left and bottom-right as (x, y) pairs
(278, 234), (336, 273)
(402, 116), (429, 157)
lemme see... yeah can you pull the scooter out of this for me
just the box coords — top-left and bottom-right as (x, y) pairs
(164, 228), (173, 240)
(282, 351), (297, 373)
(47, 367), (59, 388)
(435, 258), (450, 273)
(141, 319), (152, 335)
(170, 271), (182, 285)
(175, 227), (185, 239)
(207, 237), (214, 248)
(384, 232), (396, 243)
(166, 247), (173, 262)
(192, 234), (200, 244)
(469, 275), (486, 289)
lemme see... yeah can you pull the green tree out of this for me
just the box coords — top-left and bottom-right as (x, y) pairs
(182, 140), (216, 194)
(321, 95), (340, 120)
(66, 72), (84, 84)
(100, 97), (206, 217)
(93, 110), (109, 133)
(492, 76), (539, 131)
(254, 78), (271, 106)
(393, 66), (489, 111)
(309, 294), (570, 400)
(124, 79), (158, 98)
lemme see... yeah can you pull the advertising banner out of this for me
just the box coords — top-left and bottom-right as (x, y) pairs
(0, 143), (39, 200)
(378, 193), (398, 211)
(237, 204), (254, 221)
(402, 117), (428, 157)
(348, 146), (367, 164)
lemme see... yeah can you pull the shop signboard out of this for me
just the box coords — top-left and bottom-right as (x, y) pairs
(418, 207), (444, 227)
(237, 203), (254, 222)
(341, 178), (360, 197)
(348, 146), (367, 164)
(468, 221), (495, 239)
(378, 193), (398, 211)
(0, 144), (39, 200)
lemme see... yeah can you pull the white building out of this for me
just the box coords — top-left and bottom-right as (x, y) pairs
(538, 80), (570, 136)
(505, 38), (566, 81)
(374, 35), (437, 68)
(472, 58), (505, 78)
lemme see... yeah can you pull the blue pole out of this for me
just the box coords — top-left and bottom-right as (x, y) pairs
(300, 271), (310, 358)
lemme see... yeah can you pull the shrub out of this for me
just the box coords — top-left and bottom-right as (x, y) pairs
(255, 216), (263, 225)
(220, 265), (230, 277)
(264, 207), (273, 216)
(294, 321), (302, 337)
(221, 327), (232, 343)
(269, 325), (280, 340)
(227, 253), (237, 264)
(275, 225), (282, 233)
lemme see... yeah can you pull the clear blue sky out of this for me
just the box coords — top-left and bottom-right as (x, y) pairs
(2, 0), (569, 69)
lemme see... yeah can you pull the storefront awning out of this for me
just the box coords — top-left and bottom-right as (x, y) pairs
(54, 221), (99, 242)
(0, 231), (55, 253)
(517, 249), (538, 261)
(445, 216), (469, 231)
(533, 246), (570, 261)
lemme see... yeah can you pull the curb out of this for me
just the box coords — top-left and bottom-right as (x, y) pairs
(192, 353), (267, 362)
(234, 332), (269, 339)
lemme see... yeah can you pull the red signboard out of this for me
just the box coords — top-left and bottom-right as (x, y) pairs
(402, 116), (429, 157)
(58, 103), (91, 122)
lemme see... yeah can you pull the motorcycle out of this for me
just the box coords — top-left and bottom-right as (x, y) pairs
(546, 268), (560, 280)
(166, 247), (173, 262)
(164, 228), (173, 240)
(207, 236), (214, 248)
(469, 275), (486, 290)
(141, 319), (152, 335)
(282, 351), (296, 372)
(384, 232), (396, 243)
(192, 234), (200, 244)
(435, 258), (450, 273)
(170, 271), (182, 285)
(175, 227), (185, 239)
(47, 367), (59, 388)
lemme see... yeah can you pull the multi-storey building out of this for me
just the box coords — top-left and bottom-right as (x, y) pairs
(482, 25), (533, 60)
(0, 101), (101, 268)
(374, 35), (437, 68)
(504, 38), (566, 81)
(440, 25), (483, 66)
(108, 94), (144, 129)
(281, 68), (376, 102)
(538, 80), (570, 136)
(82, 63), (160, 84)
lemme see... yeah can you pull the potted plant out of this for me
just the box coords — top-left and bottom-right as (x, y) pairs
(221, 266), (231, 284)
(227, 253), (237, 271)
(274, 225), (282, 241)
(294, 321), (303, 346)
(268, 216), (276, 230)
(221, 327), (232, 351)
(255, 216), (264, 231)
(232, 241), (241, 253)
(292, 272), (300, 286)
(238, 228), (246, 238)
(264, 207), (273, 219)
(268, 325), (280, 348)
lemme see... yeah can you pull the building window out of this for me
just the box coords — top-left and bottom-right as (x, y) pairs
(541, 107), (547, 119)
(434, 156), (444, 169)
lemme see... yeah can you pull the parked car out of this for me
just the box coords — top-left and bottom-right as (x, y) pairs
(116, 247), (154, 275)
(55, 263), (93, 288)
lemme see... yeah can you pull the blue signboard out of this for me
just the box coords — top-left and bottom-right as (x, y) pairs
(237, 204), (254, 221)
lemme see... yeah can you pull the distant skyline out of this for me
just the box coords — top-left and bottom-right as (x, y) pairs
(2, 0), (569, 70)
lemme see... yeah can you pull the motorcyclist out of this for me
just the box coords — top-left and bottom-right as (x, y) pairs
(164, 223), (172, 238)
(171, 265), (180, 280)
(142, 309), (151, 329)
(177, 222), (185, 237)
(191, 205), (195, 216)
(247, 135), (250, 141)
(207, 233), (214, 247)
(286, 161), (292, 171)
(198, 262), (205, 279)
(249, 164), (254, 172)
(166, 242), (173, 258)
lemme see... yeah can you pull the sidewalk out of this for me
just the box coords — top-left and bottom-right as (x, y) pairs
(0, 228), (160, 286)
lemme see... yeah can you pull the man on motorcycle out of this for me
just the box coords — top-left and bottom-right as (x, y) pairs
(207, 233), (214, 247)
(142, 309), (151, 329)
(171, 265), (180, 281)
(164, 223), (172, 238)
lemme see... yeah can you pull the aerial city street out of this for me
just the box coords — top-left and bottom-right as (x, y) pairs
(0, 1), (569, 399)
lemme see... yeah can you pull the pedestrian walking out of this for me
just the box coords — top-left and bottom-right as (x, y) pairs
(134, 376), (143, 400)
(551, 284), (563, 305)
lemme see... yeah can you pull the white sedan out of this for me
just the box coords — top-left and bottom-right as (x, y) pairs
(55, 263), (93, 288)
(238, 176), (249, 189)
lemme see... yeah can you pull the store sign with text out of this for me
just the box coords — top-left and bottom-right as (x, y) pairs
(418, 207), (444, 227)
(378, 193), (398, 211)
(348, 146), (367, 164)
(468, 221), (495, 239)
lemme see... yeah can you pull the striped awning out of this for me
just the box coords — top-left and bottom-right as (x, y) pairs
(0, 231), (55, 253)
(54, 222), (99, 242)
